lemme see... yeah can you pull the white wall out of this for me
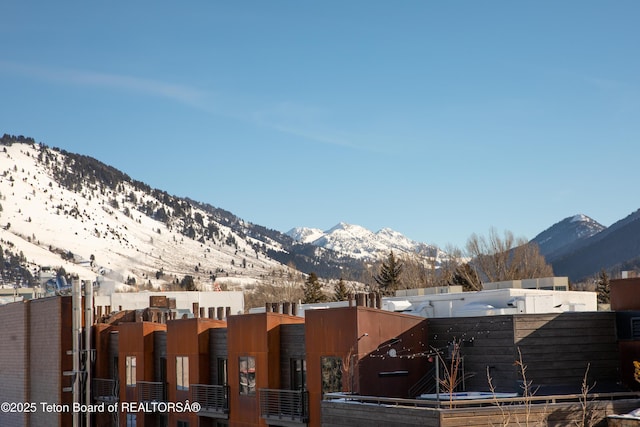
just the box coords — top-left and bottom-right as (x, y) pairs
(95, 291), (245, 316)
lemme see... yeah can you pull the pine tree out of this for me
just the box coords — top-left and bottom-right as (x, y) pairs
(374, 251), (403, 295)
(303, 272), (326, 303)
(180, 275), (196, 291)
(596, 269), (610, 304)
(334, 278), (350, 302)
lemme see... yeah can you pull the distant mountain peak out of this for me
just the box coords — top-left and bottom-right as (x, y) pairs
(287, 222), (439, 262)
(286, 226), (324, 244)
(571, 214), (589, 223)
(531, 214), (605, 264)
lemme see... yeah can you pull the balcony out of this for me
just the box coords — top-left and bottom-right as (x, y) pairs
(191, 384), (229, 418)
(136, 381), (166, 404)
(259, 389), (309, 426)
(93, 378), (118, 403)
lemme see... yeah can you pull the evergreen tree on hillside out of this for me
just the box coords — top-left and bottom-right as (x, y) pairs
(334, 278), (350, 301)
(374, 251), (403, 295)
(180, 275), (196, 291)
(596, 269), (610, 304)
(303, 272), (326, 303)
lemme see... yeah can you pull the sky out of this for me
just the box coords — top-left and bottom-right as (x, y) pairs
(1, 1), (639, 249)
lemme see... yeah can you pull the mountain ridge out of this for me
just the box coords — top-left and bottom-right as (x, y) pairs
(531, 214), (605, 263)
(2, 135), (640, 288)
(532, 211), (640, 282)
(0, 137), (432, 289)
(287, 222), (442, 263)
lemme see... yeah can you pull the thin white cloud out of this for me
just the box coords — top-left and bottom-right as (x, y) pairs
(269, 123), (366, 150)
(1, 61), (387, 152)
(251, 102), (386, 152)
(0, 60), (205, 104)
(582, 76), (626, 92)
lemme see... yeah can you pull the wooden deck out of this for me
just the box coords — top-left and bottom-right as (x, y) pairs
(321, 392), (640, 427)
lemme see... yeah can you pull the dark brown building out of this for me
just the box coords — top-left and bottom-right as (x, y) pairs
(305, 306), (430, 427)
(612, 278), (640, 391)
(226, 311), (306, 427)
(166, 317), (227, 427)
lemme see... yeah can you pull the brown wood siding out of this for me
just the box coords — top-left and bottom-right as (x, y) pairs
(438, 398), (640, 427)
(210, 327), (228, 384)
(280, 323), (306, 390)
(611, 278), (640, 311)
(514, 312), (620, 390)
(428, 315), (518, 392)
(153, 330), (167, 381)
(321, 400), (440, 427)
(108, 330), (119, 378)
(321, 398), (640, 427)
(428, 313), (620, 394)
(227, 312), (304, 427)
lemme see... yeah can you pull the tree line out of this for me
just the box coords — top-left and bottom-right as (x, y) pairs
(244, 227), (605, 310)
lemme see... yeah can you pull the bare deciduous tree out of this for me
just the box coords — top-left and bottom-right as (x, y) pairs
(244, 267), (304, 310)
(466, 228), (553, 284)
(399, 253), (433, 289)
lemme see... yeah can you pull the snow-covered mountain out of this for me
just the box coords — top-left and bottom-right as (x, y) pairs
(0, 138), (289, 291)
(287, 222), (442, 263)
(0, 136), (400, 292)
(530, 214), (605, 263)
(11, 133), (638, 290)
(550, 209), (640, 281)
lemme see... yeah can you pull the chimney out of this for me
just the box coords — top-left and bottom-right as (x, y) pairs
(291, 302), (298, 316)
(217, 307), (224, 320)
(208, 307), (215, 319)
(369, 292), (376, 308)
(199, 307), (205, 318)
(193, 302), (199, 318)
(283, 302), (291, 315)
(225, 307), (231, 318)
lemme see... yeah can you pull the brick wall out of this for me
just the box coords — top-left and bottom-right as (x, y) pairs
(0, 301), (29, 427)
(29, 297), (63, 427)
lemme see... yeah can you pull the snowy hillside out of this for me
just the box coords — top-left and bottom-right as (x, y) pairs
(0, 140), (285, 290)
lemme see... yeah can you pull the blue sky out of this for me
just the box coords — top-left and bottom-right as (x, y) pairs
(2, 1), (639, 249)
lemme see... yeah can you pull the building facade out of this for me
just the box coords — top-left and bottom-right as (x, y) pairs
(2, 283), (639, 427)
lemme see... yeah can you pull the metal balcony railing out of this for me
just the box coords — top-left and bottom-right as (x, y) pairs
(136, 381), (166, 403)
(191, 384), (229, 415)
(259, 389), (309, 424)
(93, 378), (119, 403)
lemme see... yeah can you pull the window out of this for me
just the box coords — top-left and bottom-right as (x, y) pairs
(126, 413), (136, 427)
(125, 356), (136, 386)
(177, 421), (189, 427)
(321, 356), (342, 394)
(176, 356), (189, 391)
(291, 358), (306, 390)
(632, 318), (640, 339)
(239, 356), (256, 395)
(217, 358), (228, 386)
